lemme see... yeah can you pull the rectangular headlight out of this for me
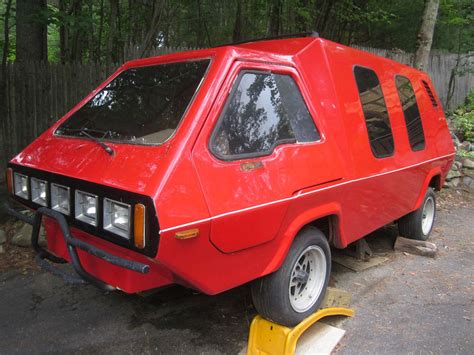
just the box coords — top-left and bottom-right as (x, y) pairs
(51, 183), (70, 215)
(31, 178), (48, 206)
(104, 198), (131, 239)
(13, 173), (29, 199)
(75, 190), (98, 226)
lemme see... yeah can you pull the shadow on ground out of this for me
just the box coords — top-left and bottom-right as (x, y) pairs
(0, 192), (472, 354)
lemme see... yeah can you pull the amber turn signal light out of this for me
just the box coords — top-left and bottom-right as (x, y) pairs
(134, 203), (146, 249)
(174, 228), (199, 240)
(6, 168), (13, 195)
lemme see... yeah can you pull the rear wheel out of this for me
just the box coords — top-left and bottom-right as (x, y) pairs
(251, 227), (331, 327)
(398, 188), (436, 241)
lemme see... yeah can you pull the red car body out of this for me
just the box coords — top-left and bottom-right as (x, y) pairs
(7, 37), (454, 295)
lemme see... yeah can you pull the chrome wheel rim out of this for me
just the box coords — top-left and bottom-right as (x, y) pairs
(421, 196), (435, 235)
(289, 245), (327, 313)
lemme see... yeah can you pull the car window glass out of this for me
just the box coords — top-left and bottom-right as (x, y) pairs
(211, 71), (319, 159)
(396, 76), (426, 151)
(354, 66), (395, 158)
(55, 59), (210, 145)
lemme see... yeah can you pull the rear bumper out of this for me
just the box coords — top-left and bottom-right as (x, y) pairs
(4, 202), (172, 292)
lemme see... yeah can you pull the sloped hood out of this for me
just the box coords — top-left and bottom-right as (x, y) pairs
(10, 132), (170, 196)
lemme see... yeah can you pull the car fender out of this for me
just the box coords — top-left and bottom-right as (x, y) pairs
(414, 167), (442, 210)
(267, 201), (344, 273)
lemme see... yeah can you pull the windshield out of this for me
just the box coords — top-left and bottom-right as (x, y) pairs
(55, 59), (210, 145)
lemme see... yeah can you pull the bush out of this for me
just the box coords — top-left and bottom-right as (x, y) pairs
(451, 89), (474, 142)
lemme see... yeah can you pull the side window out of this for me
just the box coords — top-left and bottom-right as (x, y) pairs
(354, 66), (395, 158)
(395, 76), (426, 151)
(210, 71), (320, 160)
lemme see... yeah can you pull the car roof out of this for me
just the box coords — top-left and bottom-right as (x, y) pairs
(123, 36), (426, 78)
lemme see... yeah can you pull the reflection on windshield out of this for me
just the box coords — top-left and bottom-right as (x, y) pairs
(56, 59), (210, 144)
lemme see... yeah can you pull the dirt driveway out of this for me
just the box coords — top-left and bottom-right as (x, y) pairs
(0, 189), (472, 354)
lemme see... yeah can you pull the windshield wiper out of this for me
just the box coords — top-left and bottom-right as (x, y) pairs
(79, 130), (115, 156)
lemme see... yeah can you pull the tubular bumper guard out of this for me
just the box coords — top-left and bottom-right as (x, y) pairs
(4, 203), (150, 290)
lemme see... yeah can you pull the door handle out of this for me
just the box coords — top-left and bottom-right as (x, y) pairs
(240, 161), (264, 171)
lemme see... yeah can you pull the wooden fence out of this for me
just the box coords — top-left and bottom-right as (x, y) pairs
(1, 45), (473, 178)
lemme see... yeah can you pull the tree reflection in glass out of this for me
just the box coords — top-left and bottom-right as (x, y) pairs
(56, 59), (210, 144)
(212, 72), (319, 159)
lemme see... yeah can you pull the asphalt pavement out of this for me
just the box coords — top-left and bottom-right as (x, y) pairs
(0, 195), (472, 354)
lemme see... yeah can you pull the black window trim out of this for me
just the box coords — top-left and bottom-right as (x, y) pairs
(209, 69), (320, 162)
(353, 64), (396, 159)
(53, 57), (213, 147)
(394, 74), (426, 152)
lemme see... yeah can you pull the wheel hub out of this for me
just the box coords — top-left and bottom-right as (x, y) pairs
(421, 196), (435, 235)
(289, 245), (327, 313)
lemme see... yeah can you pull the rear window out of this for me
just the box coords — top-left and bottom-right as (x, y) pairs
(55, 59), (210, 145)
(210, 71), (320, 160)
(354, 66), (395, 158)
(395, 75), (425, 151)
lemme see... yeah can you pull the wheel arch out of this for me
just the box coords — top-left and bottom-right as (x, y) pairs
(270, 202), (345, 273)
(414, 168), (442, 210)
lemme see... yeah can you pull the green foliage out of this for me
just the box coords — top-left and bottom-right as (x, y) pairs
(1, 0), (473, 64)
(451, 90), (474, 142)
(458, 149), (474, 159)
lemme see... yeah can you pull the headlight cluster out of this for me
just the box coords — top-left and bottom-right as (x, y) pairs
(9, 170), (144, 246)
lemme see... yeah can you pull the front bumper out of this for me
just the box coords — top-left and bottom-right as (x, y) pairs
(4, 202), (150, 291)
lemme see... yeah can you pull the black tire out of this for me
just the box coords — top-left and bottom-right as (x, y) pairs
(398, 188), (436, 241)
(251, 227), (331, 327)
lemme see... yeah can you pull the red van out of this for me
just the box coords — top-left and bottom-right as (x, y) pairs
(5, 34), (454, 326)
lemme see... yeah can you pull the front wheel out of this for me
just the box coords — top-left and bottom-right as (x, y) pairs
(251, 227), (331, 327)
(398, 188), (436, 241)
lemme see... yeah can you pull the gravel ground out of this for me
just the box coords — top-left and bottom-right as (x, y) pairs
(0, 189), (472, 354)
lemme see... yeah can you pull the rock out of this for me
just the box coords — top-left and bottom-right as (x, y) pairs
(450, 177), (461, 187)
(446, 169), (462, 180)
(11, 224), (32, 247)
(0, 245), (4, 254)
(11, 223), (46, 248)
(453, 161), (463, 170)
(464, 176), (474, 189)
(0, 229), (6, 245)
(394, 236), (437, 258)
(460, 141), (471, 151)
(463, 158), (474, 169)
(451, 132), (461, 148)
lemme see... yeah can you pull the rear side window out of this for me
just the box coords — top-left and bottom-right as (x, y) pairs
(210, 71), (320, 160)
(354, 66), (394, 158)
(395, 76), (425, 151)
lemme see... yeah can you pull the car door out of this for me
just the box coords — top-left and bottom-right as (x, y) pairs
(192, 61), (343, 253)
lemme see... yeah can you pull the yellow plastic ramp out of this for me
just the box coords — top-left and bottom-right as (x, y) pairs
(247, 307), (354, 355)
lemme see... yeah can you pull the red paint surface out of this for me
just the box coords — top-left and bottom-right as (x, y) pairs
(10, 38), (454, 294)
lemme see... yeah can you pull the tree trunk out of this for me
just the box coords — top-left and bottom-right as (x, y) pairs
(96, 0), (105, 62)
(140, 0), (165, 57)
(107, 0), (119, 64)
(88, 0), (94, 63)
(1, 0), (13, 165)
(232, 0), (243, 43)
(16, 0), (48, 62)
(70, 0), (84, 62)
(413, 0), (439, 71)
(2, 0), (13, 71)
(267, 0), (281, 37)
(59, 0), (68, 63)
